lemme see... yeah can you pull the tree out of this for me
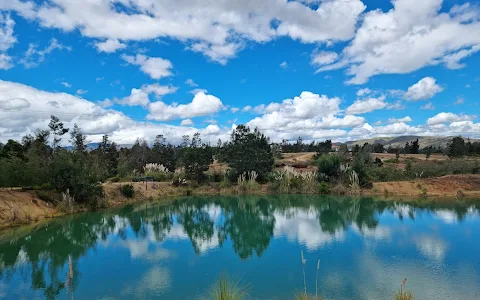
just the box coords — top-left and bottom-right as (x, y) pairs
(424, 146), (433, 159)
(410, 139), (420, 154)
(223, 125), (274, 181)
(151, 135), (177, 172)
(0, 139), (24, 159)
(404, 142), (411, 155)
(180, 133), (213, 181)
(317, 140), (332, 155)
(270, 143), (283, 159)
(373, 143), (384, 153)
(316, 154), (341, 181)
(352, 144), (361, 155)
(48, 115), (69, 149)
(70, 124), (87, 153)
(180, 135), (190, 148)
(448, 136), (467, 158)
(294, 136), (304, 152)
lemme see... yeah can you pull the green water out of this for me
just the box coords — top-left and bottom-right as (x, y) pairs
(1, 195), (480, 299)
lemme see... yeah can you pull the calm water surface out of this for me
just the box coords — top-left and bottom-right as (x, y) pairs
(1, 195), (480, 299)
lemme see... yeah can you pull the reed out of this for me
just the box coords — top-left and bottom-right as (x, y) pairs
(393, 278), (413, 300)
(237, 171), (259, 193)
(348, 170), (360, 195)
(296, 250), (324, 300)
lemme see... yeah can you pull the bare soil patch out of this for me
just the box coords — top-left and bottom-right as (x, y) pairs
(0, 190), (58, 228)
(369, 174), (480, 198)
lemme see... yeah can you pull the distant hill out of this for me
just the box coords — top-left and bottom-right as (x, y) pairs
(344, 136), (480, 149)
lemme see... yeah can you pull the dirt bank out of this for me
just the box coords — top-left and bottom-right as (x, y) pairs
(0, 190), (59, 228)
(368, 174), (480, 198)
(103, 181), (269, 206)
(2, 175), (480, 229)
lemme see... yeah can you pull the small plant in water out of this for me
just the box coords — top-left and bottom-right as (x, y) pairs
(393, 278), (413, 300)
(202, 274), (249, 300)
(296, 250), (324, 300)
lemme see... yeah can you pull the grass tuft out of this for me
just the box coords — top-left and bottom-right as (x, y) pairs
(393, 278), (413, 300)
(202, 274), (249, 300)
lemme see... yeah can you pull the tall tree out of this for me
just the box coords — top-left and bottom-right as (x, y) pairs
(448, 136), (467, 158)
(223, 125), (274, 181)
(410, 139), (420, 154)
(48, 115), (69, 149)
(180, 133), (212, 181)
(151, 135), (177, 172)
(69, 124), (87, 153)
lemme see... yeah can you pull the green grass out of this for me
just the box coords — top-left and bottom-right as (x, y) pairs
(202, 274), (249, 300)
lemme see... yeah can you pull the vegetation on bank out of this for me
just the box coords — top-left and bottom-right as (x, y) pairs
(1, 115), (480, 211)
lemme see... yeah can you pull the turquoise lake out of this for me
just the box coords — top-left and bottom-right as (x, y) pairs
(1, 195), (480, 299)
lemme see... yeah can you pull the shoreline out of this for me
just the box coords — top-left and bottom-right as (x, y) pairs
(1, 174), (480, 230)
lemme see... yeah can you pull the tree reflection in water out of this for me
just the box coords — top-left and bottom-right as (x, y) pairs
(0, 196), (479, 298)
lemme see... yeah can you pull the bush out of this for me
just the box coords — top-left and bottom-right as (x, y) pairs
(330, 182), (348, 195)
(316, 154), (341, 180)
(369, 167), (407, 182)
(120, 184), (134, 198)
(219, 176), (232, 188)
(318, 182), (330, 194)
(35, 190), (56, 203)
(268, 180), (281, 193)
(384, 158), (399, 163)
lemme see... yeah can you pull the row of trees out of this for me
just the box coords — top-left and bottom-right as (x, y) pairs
(0, 116), (275, 204)
(1, 115), (479, 204)
(280, 137), (332, 153)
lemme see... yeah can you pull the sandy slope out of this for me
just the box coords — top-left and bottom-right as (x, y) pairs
(0, 189), (58, 228)
(369, 174), (480, 198)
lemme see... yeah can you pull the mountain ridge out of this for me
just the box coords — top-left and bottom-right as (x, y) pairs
(343, 136), (480, 148)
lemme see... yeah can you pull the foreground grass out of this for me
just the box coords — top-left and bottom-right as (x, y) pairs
(201, 274), (250, 300)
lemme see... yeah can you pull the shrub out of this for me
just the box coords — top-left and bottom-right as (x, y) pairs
(219, 176), (232, 188)
(384, 158), (399, 163)
(318, 182), (330, 194)
(330, 182), (348, 195)
(369, 167), (407, 182)
(316, 154), (341, 180)
(120, 184), (134, 198)
(35, 190), (56, 203)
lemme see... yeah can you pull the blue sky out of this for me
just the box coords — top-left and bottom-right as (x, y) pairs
(0, 0), (479, 145)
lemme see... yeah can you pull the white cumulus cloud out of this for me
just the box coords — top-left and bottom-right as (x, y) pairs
(388, 116), (412, 123)
(404, 77), (443, 101)
(1, 0), (366, 64)
(147, 92), (223, 121)
(95, 39), (126, 53)
(316, 0), (480, 84)
(427, 112), (475, 125)
(121, 54), (173, 80)
(346, 96), (387, 115)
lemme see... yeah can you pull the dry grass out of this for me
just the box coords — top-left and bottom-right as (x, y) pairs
(368, 174), (480, 198)
(0, 190), (58, 228)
